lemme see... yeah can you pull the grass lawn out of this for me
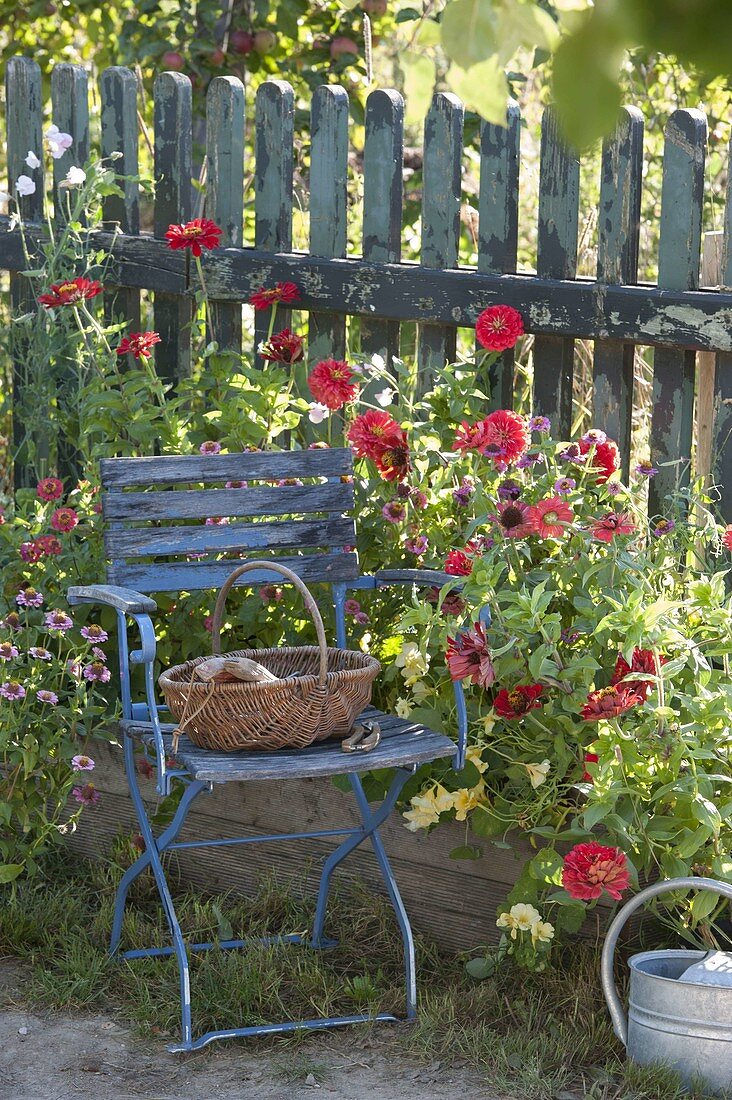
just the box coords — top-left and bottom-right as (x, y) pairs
(0, 848), (718, 1100)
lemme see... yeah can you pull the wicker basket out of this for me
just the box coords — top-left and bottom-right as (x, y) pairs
(158, 561), (381, 752)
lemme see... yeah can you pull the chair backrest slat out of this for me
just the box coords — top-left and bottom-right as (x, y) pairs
(100, 449), (358, 593)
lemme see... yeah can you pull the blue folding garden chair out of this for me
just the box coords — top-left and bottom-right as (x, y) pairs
(68, 447), (469, 1052)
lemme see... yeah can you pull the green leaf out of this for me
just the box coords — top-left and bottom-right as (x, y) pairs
(0, 863), (23, 884)
(470, 805), (505, 837)
(441, 0), (497, 69)
(401, 54), (436, 127)
(690, 889), (720, 925)
(529, 848), (564, 884)
(447, 56), (509, 126)
(466, 955), (495, 980)
(494, 0), (559, 65)
(551, 13), (624, 148)
(692, 794), (722, 833)
(450, 844), (483, 860)
(211, 902), (234, 942)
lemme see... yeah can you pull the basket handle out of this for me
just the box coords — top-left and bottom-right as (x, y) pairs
(600, 875), (732, 1048)
(210, 560), (329, 687)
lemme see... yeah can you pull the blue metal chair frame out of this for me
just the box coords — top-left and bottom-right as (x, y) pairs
(67, 453), (470, 1053)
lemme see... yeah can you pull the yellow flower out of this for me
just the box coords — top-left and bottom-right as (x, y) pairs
(403, 793), (440, 832)
(410, 679), (431, 701)
(395, 697), (412, 719)
(531, 919), (555, 945)
(432, 783), (454, 814)
(482, 713), (496, 736)
(508, 903), (542, 938)
(524, 760), (551, 789)
(465, 745), (488, 774)
(496, 911), (516, 932)
(395, 642), (429, 685)
(359, 632), (372, 653)
(452, 784), (485, 821)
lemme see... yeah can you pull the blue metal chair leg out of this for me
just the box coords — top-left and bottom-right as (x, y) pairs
(110, 763), (208, 956)
(121, 733), (199, 1049)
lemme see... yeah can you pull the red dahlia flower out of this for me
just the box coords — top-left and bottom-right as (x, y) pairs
(308, 359), (358, 410)
(446, 622), (496, 688)
(348, 410), (404, 460)
(38, 277), (103, 308)
(611, 648), (666, 699)
(723, 524), (732, 551)
(116, 331), (161, 360)
(493, 500), (534, 539)
(260, 328), (304, 364)
(528, 496), (574, 539)
(592, 511), (635, 543)
(165, 217), (222, 256)
(562, 841), (630, 901)
(580, 684), (643, 721)
(50, 507), (79, 533)
(579, 437), (620, 483)
(475, 305), (524, 352)
(494, 683), (544, 719)
(248, 281), (299, 310)
(36, 477), (64, 502)
(481, 409), (530, 466)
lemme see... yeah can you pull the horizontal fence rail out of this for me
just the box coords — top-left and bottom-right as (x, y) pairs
(2, 55), (732, 517)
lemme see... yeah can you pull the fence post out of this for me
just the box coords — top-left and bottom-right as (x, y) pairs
(713, 145), (732, 520)
(478, 99), (520, 409)
(649, 108), (707, 516)
(205, 76), (245, 353)
(50, 64), (89, 215)
(6, 56), (45, 487)
(533, 106), (580, 438)
(100, 66), (141, 330)
(153, 72), (193, 382)
(592, 107), (643, 478)
(418, 92), (464, 393)
(696, 232), (722, 490)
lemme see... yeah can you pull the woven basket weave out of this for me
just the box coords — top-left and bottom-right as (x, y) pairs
(158, 561), (380, 752)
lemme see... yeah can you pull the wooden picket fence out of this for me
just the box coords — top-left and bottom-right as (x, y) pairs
(2, 56), (732, 518)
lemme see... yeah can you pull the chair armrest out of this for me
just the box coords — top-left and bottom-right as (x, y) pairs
(374, 568), (460, 589)
(67, 584), (157, 616)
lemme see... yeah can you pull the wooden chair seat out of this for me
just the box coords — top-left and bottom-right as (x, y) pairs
(121, 706), (454, 783)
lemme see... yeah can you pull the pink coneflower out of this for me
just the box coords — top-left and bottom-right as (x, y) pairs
(44, 610), (73, 633)
(16, 586), (44, 608)
(71, 754), (95, 771)
(28, 646), (52, 660)
(72, 782), (101, 807)
(37, 476), (64, 502)
(405, 534), (429, 555)
(82, 661), (111, 683)
(493, 500), (534, 538)
(382, 501), (407, 524)
(0, 680), (26, 700)
(199, 440), (222, 455)
(50, 506), (79, 533)
(0, 642), (19, 661)
(37, 689), (59, 706)
(81, 624), (109, 643)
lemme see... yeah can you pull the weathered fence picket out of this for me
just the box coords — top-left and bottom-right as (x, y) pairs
(2, 57), (732, 520)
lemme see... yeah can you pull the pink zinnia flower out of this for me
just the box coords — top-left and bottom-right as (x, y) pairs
(382, 501), (406, 524)
(0, 642), (19, 661)
(50, 506), (79, 533)
(36, 535), (62, 556)
(405, 534), (429, 555)
(71, 754), (95, 771)
(16, 586), (44, 608)
(308, 359), (359, 410)
(20, 541), (42, 563)
(580, 685), (643, 721)
(72, 782), (101, 806)
(37, 476), (64, 502)
(199, 440), (222, 455)
(92, 647), (108, 662)
(81, 624), (109, 643)
(444, 549), (473, 577)
(494, 684), (544, 719)
(528, 497), (574, 539)
(592, 512), (635, 544)
(2, 612), (21, 631)
(723, 525), (732, 551)
(344, 599), (362, 616)
(475, 305), (524, 352)
(37, 689), (59, 705)
(446, 622), (495, 688)
(44, 610), (73, 633)
(0, 680), (26, 700)
(28, 646), (52, 660)
(562, 841), (630, 902)
(136, 756), (154, 780)
(82, 661), (111, 683)
(493, 500), (534, 538)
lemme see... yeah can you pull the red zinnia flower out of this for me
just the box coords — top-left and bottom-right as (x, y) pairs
(248, 281), (299, 311)
(374, 439), (411, 482)
(481, 409), (530, 466)
(348, 411), (404, 460)
(37, 477), (64, 502)
(165, 217), (222, 257)
(493, 501), (534, 539)
(475, 305), (524, 352)
(116, 331), (161, 360)
(494, 683), (544, 719)
(308, 359), (359, 410)
(50, 507), (79, 533)
(36, 534), (62, 556)
(580, 684), (643, 721)
(444, 549), (473, 576)
(427, 586), (466, 616)
(562, 841), (630, 901)
(453, 419), (489, 454)
(582, 751), (599, 782)
(38, 277), (103, 308)
(592, 511), (635, 543)
(723, 524), (732, 551)
(260, 328), (304, 364)
(528, 496), (574, 539)
(446, 622), (496, 688)
(579, 437), (620, 483)
(611, 648), (666, 699)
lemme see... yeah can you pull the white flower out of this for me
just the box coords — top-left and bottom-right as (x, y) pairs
(46, 124), (73, 159)
(0, 190), (11, 207)
(370, 353), (385, 371)
(24, 150), (40, 169)
(375, 387), (394, 407)
(60, 165), (86, 188)
(507, 903), (542, 938)
(308, 402), (330, 424)
(525, 760), (551, 789)
(531, 919), (555, 945)
(395, 641), (429, 685)
(409, 679), (431, 702)
(15, 175), (36, 197)
(395, 697), (412, 719)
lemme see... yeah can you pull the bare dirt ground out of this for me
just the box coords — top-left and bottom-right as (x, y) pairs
(0, 961), (509, 1100)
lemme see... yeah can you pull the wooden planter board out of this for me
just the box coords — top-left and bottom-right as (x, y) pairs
(64, 737), (611, 953)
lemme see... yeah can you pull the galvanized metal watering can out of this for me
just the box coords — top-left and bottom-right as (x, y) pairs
(601, 877), (732, 1096)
